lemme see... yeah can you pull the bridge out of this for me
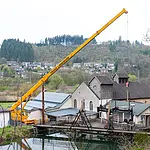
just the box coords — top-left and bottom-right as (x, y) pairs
(34, 124), (150, 137)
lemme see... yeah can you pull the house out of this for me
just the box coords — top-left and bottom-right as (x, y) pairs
(23, 92), (71, 123)
(113, 72), (128, 84)
(72, 63), (81, 69)
(83, 62), (94, 68)
(0, 108), (11, 128)
(44, 82), (99, 122)
(71, 72), (150, 121)
(24, 91), (97, 123)
(43, 62), (55, 69)
(7, 61), (17, 67)
(22, 62), (31, 68)
(113, 72), (150, 101)
(71, 82), (100, 112)
(70, 77), (114, 120)
(108, 100), (150, 127)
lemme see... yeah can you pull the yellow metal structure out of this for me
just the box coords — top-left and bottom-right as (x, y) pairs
(10, 8), (128, 124)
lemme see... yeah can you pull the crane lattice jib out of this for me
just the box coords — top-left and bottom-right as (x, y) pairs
(10, 8), (128, 111)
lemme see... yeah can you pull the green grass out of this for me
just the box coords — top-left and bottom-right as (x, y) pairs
(0, 125), (32, 134)
(0, 125), (33, 144)
(0, 102), (14, 109)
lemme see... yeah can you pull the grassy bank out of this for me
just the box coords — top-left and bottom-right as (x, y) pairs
(0, 125), (33, 144)
(0, 102), (14, 109)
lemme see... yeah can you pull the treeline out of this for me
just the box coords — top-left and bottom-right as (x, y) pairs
(108, 36), (143, 52)
(0, 39), (34, 62)
(36, 35), (97, 46)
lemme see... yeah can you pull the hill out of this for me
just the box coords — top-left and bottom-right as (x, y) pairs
(32, 40), (150, 79)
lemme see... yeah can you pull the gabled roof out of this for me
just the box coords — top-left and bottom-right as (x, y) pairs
(113, 72), (128, 78)
(110, 100), (150, 116)
(84, 82), (100, 100)
(113, 81), (150, 100)
(24, 92), (71, 111)
(89, 75), (113, 85)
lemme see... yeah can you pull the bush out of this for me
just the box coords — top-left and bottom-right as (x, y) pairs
(0, 86), (9, 91)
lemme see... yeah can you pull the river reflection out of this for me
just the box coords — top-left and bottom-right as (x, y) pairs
(0, 133), (120, 150)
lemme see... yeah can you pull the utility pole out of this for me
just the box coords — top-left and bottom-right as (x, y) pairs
(42, 84), (45, 125)
(126, 82), (130, 114)
(137, 69), (140, 82)
(20, 92), (22, 129)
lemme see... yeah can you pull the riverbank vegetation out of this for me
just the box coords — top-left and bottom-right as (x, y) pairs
(0, 102), (14, 108)
(0, 125), (32, 144)
(118, 133), (150, 150)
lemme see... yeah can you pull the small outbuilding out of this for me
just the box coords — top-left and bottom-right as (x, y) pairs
(0, 107), (11, 128)
(108, 100), (150, 127)
(23, 92), (71, 123)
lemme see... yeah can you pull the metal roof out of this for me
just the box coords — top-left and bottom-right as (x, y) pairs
(34, 92), (70, 103)
(46, 108), (79, 117)
(24, 101), (57, 110)
(46, 107), (97, 117)
(110, 100), (150, 116)
(23, 92), (71, 111)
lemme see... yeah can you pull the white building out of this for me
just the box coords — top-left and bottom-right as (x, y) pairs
(109, 100), (150, 127)
(0, 108), (10, 128)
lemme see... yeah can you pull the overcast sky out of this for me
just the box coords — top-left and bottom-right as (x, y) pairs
(0, 0), (150, 44)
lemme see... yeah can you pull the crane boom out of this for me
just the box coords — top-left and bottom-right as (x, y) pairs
(10, 8), (128, 113)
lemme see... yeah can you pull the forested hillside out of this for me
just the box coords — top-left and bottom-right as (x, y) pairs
(33, 36), (150, 79)
(1, 36), (150, 79)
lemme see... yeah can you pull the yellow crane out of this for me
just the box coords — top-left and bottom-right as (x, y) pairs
(10, 8), (128, 124)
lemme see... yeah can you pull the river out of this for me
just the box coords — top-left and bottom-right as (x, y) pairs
(0, 132), (121, 150)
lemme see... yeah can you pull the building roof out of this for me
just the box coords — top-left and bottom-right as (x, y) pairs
(0, 108), (10, 113)
(113, 81), (150, 100)
(110, 100), (150, 116)
(46, 108), (79, 117)
(24, 92), (71, 111)
(113, 72), (128, 78)
(87, 74), (150, 100)
(89, 75), (113, 85)
(46, 107), (97, 117)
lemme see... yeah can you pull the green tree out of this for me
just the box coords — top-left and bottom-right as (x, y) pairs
(0, 64), (15, 77)
(128, 74), (137, 82)
(0, 57), (7, 64)
(47, 74), (64, 90)
(0, 39), (34, 62)
(109, 42), (116, 52)
(114, 61), (118, 72)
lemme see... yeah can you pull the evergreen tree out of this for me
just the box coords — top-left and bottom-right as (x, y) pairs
(0, 39), (34, 62)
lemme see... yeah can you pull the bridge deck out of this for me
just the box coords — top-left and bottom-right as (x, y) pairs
(34, 124), (150, 135)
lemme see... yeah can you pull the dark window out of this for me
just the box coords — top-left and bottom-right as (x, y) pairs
(81, 99), (85, 110)
(119, 78), (121, 83)
(90, 101), (93, 110)
(74, 99), (77, 108)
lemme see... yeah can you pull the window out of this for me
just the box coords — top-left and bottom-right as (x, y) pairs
(89, 101), (93, 110)
(93, 85), (97, 89)
(81, 99), (85, 110)
(74, 99), (77, 108)
(141, 115), (145, 121)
